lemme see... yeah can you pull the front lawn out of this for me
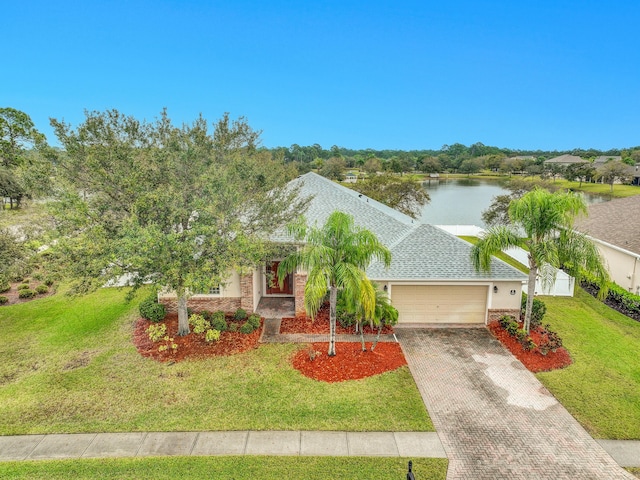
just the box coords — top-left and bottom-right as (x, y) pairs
(0, 456), (448, 480)
(0, 288), (432, 434)
(536, 288), (640, 439)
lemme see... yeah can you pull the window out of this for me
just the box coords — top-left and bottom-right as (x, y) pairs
(208, 286), (221, 295)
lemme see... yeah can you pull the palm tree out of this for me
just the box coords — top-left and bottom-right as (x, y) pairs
(342, 283), (398, 352)
(471, 188), (608, 333)
(277, 211), (391, 356)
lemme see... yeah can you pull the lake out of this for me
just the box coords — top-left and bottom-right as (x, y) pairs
(419, 177), (608, 227)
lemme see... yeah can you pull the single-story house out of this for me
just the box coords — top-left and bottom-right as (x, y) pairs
(160, 172), (527, 325)
(575, 195), (640, 295)
(593, 155), (622, 166)
(543, 154), (588, 167)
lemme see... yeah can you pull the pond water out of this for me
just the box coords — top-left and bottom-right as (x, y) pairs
(419, 177), (608, 227)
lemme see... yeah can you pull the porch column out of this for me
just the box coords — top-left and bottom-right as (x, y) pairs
(294, 273), (307, 316)
(240, 274), (254, 312)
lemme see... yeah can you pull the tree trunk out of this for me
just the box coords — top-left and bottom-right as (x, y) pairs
(524, 260), (538, 333)
(371, 325), (382, 351)
(359, 322), (366, 352)
(177, 294), (190, 336)
(328, 285), (337, 356)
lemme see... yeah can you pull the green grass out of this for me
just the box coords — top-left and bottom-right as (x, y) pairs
(536, 288), (640, 439)
(0, 457), (449, 480)
(628, 467), (640, 478)
(0, 288), (432, 434)
(458, 236), (529, 273)
(549, 179), (640, 198)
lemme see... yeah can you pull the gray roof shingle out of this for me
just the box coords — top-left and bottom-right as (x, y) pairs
(284, 173), (526, 281)
(576, 195), (640, 255)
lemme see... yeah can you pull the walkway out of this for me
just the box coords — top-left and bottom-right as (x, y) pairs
(0, 431), (445, 461)
(397, 328), (636, 479)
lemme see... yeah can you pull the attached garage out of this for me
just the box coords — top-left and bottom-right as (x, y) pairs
(391, 284), (488, 324)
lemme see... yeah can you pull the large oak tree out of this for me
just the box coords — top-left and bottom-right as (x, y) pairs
(50, 110), (307, 335)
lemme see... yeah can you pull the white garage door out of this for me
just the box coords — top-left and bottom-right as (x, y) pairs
(391, 285), (487, 324)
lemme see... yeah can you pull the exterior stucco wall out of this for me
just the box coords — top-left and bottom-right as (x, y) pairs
(596, 241), (640, 294)
(489, 281), (523, 310)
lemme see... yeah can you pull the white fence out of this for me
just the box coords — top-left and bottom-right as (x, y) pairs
(436, 225), (575, 297)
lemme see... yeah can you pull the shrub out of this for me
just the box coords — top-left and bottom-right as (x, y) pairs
(521, 294), (547, 328)
(515, 328), (527, 343)
(189, 313), (210, 334)
(205, 329), (221, 342)
(211, 311), (225, 322)
(158, 337), (178, 353)
(0, 282), (10, 293)
(17, 283), (31, 291)
(498, 315), (514, 328)
(247, 314), (261, 329)
(539, 330), (563, 355)
(240, 322), (255, 334)
(211, 315), (228, 332)
(35, 285), (49, 294)
(44, 277), (54, 287)
(147, 323), (167, 342)
(18, 289), (36, 299)
(228, 322), (238, 332)
(337, 309), (357, 328)
(0, 296), (8, 304)
(523, 338), (537, 351)
(607, 283), (640, 315)
(234, 308), (247, 321)
(139, 296), (166, 322)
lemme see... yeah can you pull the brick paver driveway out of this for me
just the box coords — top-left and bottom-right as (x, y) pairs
(398, 328), (634, 479)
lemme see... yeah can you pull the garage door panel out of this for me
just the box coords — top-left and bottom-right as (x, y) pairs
(391, 285), (487, 324)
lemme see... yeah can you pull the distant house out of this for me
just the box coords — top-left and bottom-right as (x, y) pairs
(543, 154), (588, 167)
(344, 172), (358, 183)
(575, 195), (640, 295)
(160, 172), (526, 325)
(593, 155), (622, 166)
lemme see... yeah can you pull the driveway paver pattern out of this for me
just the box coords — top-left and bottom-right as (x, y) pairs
(397, 328), (634, 479)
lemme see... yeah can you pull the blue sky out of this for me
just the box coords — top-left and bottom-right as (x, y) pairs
(2, 0), (639, 151)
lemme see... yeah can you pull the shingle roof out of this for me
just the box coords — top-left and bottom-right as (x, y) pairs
(576, 195), (640, 255)
(544, 154), (587, 165)
(593, 155), (621, 164)
(285, 172), (526, 281)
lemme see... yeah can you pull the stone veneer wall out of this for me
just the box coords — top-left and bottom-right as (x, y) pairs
(240, 274), (254, 312)
(487, 309), (521, 324)
(159, 296), (242, 314)
(294, 273), (307, 315)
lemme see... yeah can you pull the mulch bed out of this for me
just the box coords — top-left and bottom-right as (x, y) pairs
(582, 282), (640, 322)
(488, 322), (573, 373)
(133, 314), (262, 362)
(280, 303), (394, 335)
(0, 280), (55, 306)
(292, 342), (407, 382)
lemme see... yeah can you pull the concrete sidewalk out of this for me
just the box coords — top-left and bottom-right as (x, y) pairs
(0, 431), (446, 461)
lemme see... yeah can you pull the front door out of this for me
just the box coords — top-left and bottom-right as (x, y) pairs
(266, 261), (293, 295)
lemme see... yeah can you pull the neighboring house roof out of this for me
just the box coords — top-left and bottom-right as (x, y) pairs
(576, 195), (640, 255)
(544, 154), (587, 165)
(284, 172), (526, 282)
(593, 155), (621, 165)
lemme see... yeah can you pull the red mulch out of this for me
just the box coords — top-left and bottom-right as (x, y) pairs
(133, 314), (262, 362)
(488, 322), (573, 373)
(292, 342), (407, 382)
(280, 303), (394, 335)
